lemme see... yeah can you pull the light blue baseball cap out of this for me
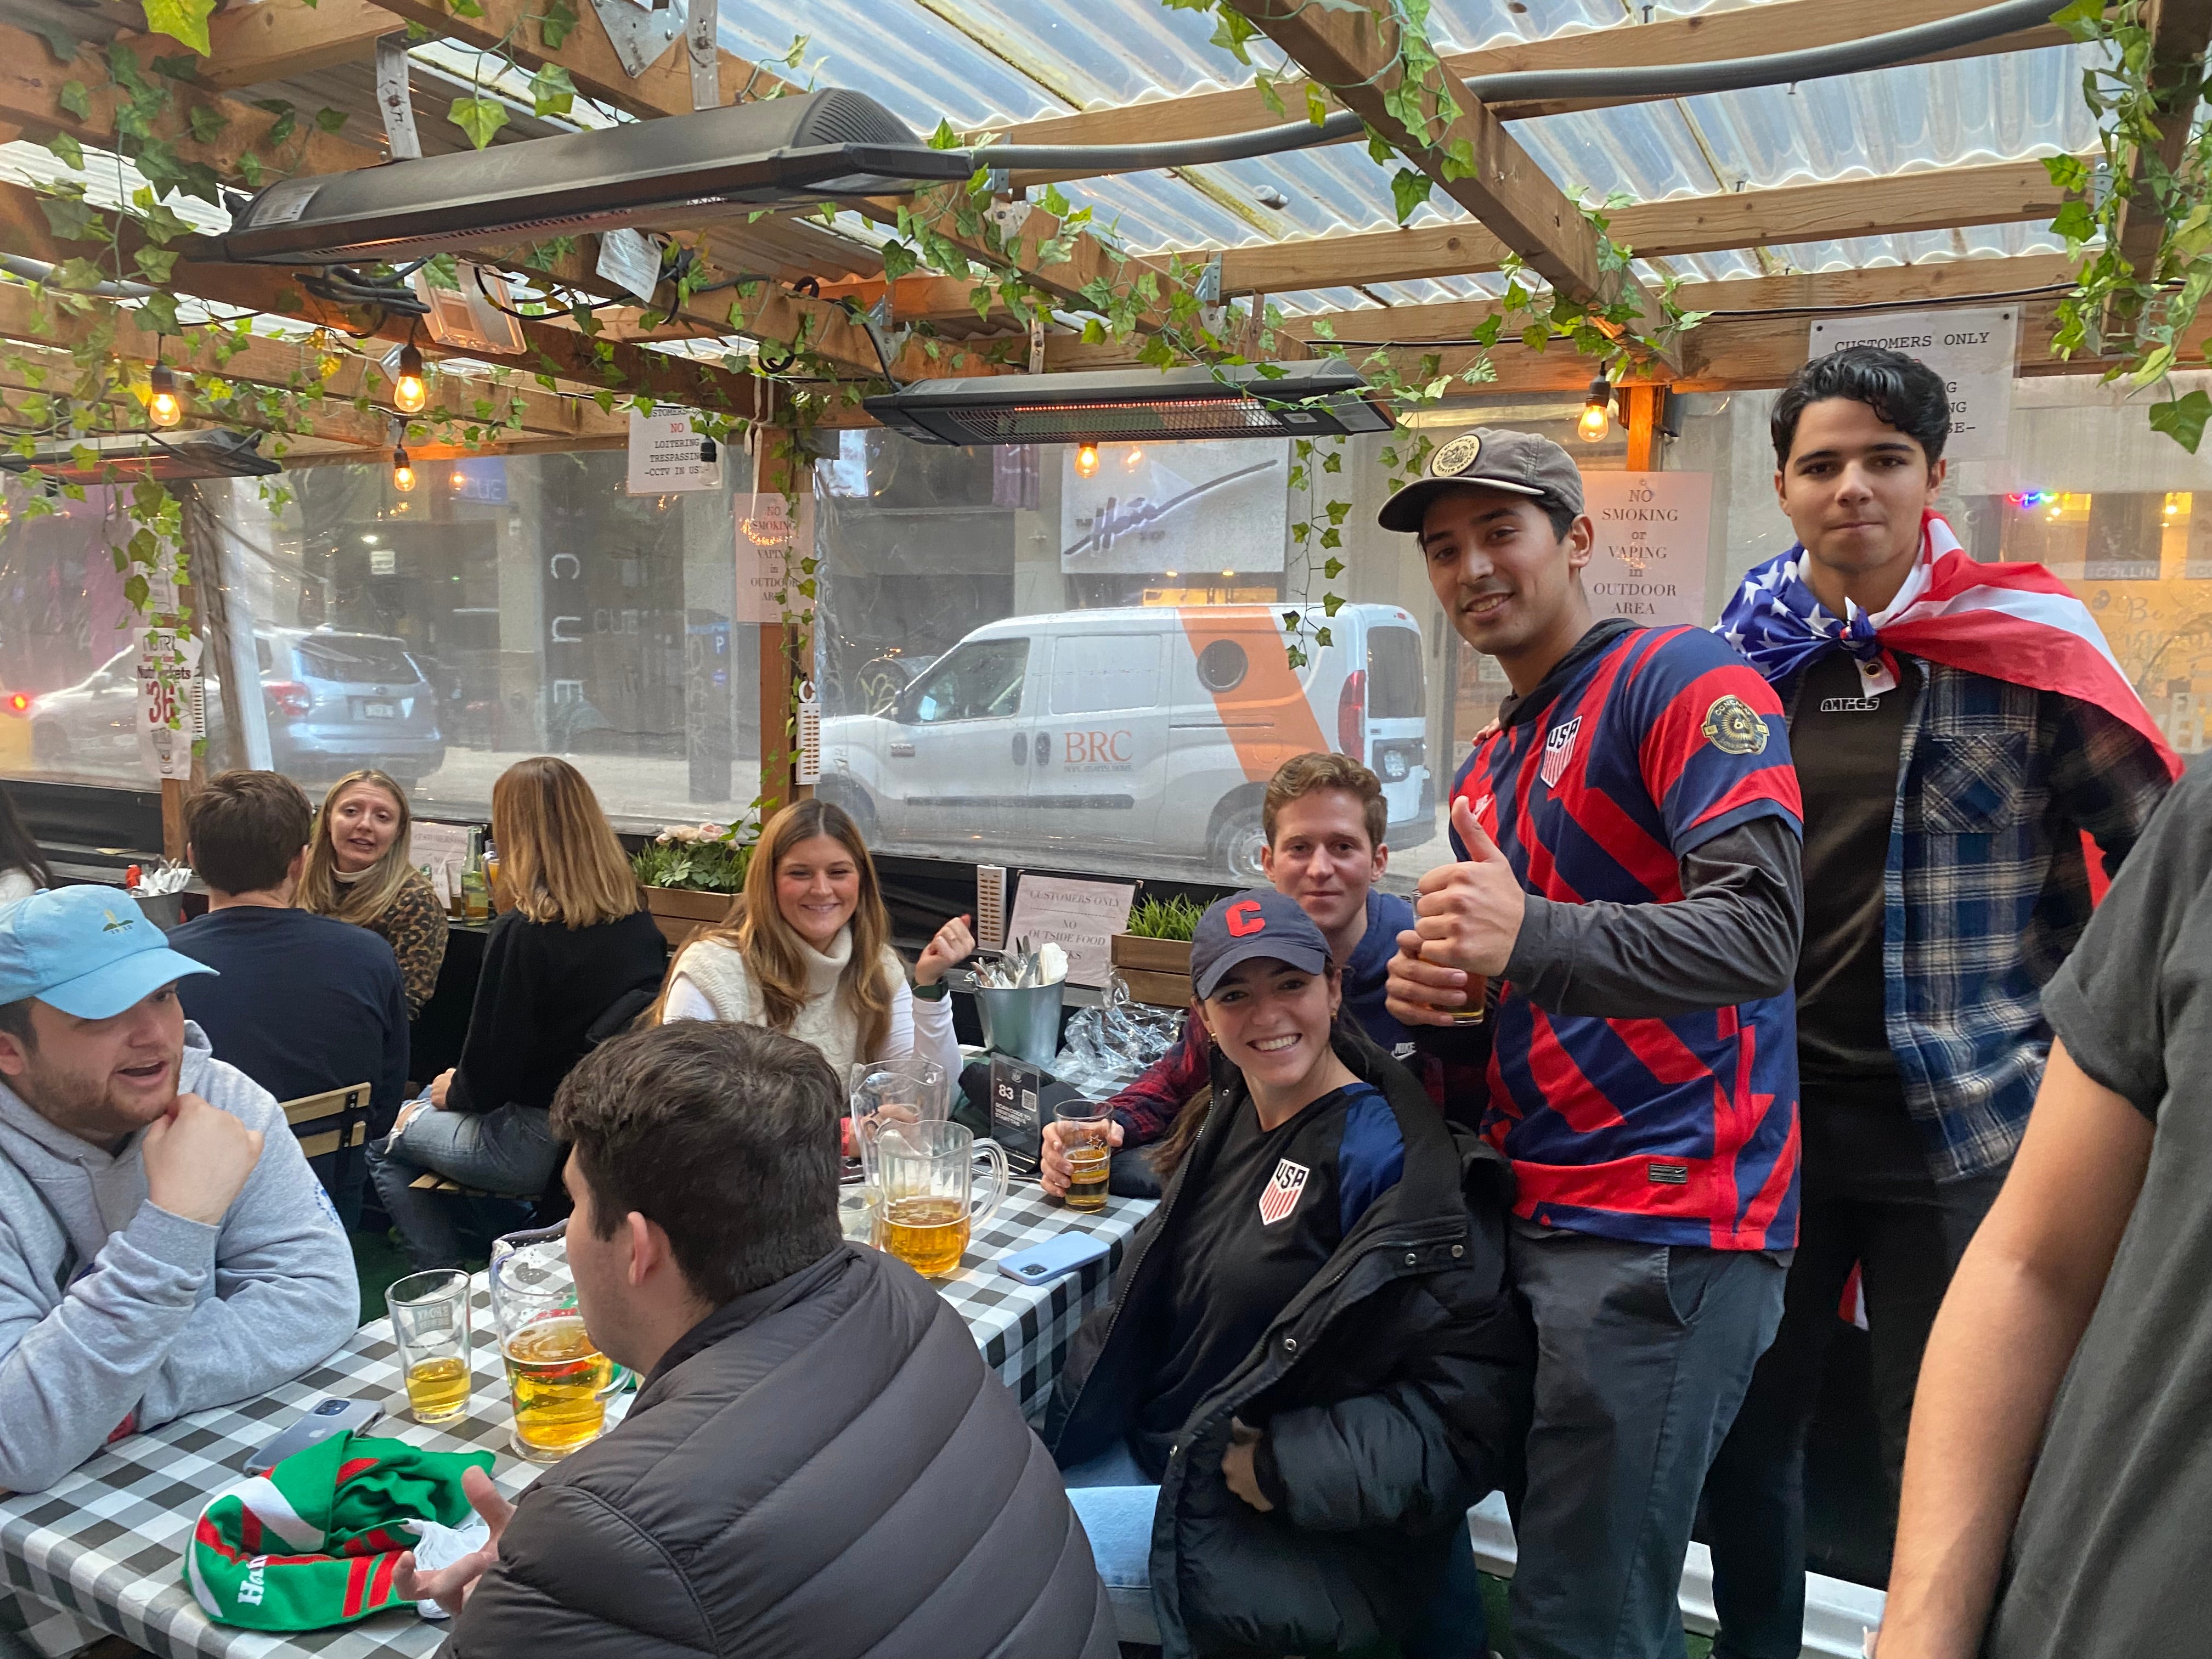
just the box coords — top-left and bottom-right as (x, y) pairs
(0, 885), (216, 1019)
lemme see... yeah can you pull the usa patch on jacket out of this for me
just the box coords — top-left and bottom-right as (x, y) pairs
(1259, 1158), (1310, 1226)
(1540, 716), (1582, 788)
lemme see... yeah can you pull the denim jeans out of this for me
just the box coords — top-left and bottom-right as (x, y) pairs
(1507, 1220), (1788, 1659)
(1062, 1441), (1161, 1647)
(368, 1097), (558, 1270)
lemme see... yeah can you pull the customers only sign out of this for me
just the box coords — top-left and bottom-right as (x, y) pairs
(1808, 307), (2021, 464)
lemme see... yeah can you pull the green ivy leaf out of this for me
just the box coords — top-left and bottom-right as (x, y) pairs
(1390, 169), (1436, 223)
(538, 0), (577, 48)
(27, 18), (79, 62)
(238, 150), (264, 188)
(58, 80), (92, 121)
(448, 95), (509, 150)
(141, 292), (182, 334)
(38, 194), (103, 243)
(927, 117), (961, 150)
(187, 101), (228, 142)
(314, 106), (348, 133)
(140, 0), (216, 57)
(52, 258), (109, 291)
(44, 132), (85, 170)
(528, 64), (575, 119)
(2051, 199), (2097, 244)
(133, 246), (179, 284)
(2149, 390), (2212, 452)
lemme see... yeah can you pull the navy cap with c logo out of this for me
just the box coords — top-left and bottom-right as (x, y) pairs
(1189, 889), (1330, 998)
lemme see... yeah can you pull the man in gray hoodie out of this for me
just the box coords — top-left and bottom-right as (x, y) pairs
(0, 884), (358, 1494)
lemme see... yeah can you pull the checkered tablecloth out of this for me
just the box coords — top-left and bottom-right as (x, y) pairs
(0, 1184), (1151, 1659)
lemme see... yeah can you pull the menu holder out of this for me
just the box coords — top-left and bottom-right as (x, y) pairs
(989, 1054), (1043, 1175)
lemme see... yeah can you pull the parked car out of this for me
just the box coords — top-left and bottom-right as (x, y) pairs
(817, 604), (1432, 882)
(29, 628), (445, 789)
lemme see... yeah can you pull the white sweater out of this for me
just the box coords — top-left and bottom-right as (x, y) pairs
(662, 927), (962, 1082)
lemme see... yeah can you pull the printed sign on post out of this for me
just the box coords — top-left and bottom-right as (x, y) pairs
(625, 409), (723, 495)
(1581, 472), (1713, 628)
(1808, 307), (2021, 463)
(733, 493), (815, 624)
(133, 630), (201, 781)
(1006, 874), (1136, 990)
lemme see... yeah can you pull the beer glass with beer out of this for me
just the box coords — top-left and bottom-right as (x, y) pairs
(1053, 1098), (1114, 1213)
(386, 1268), (473, 1424)
(876, 1119), (1007, 1278)
(488, 1221), (626, 1463)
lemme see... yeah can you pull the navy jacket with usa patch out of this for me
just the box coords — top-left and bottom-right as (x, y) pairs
(1044, 1025), (1534, 1659)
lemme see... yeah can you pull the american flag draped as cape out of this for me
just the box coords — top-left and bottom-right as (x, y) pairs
(1717, 510), (2182, 781)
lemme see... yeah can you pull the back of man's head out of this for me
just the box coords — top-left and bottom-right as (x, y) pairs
(551, 1021), (843, 1307)
(187, 771), (312, 897)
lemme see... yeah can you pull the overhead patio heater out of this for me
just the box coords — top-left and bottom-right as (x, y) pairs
(865, 363), (1395, 447)
(0, 429), (280, 483)
(199, 88), (973, 266)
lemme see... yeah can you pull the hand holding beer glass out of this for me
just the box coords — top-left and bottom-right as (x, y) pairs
(1385, 796), (1525, 1028)
(488, 1222), (626, 1463)
(1050, 1098), (1115, 1212)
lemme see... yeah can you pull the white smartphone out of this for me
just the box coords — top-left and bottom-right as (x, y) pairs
(240, 1397), (382, 1476)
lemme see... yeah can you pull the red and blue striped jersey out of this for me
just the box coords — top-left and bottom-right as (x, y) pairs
(1453, 623), (1804, 1250)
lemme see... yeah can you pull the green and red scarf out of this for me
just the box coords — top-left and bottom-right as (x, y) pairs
(185, 1431), (493, 1630)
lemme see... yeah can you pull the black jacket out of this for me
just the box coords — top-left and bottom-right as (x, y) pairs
(1045, 1028), (1534, 1658)
(452, 1244), (1116, 1659)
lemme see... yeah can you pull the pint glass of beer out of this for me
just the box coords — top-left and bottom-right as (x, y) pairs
(488, 1222), (626, 1463)
(1053, 1098), (1114, 1213)
(876, 1120), (1008, 1278)
(386, 1268), (473, 1425)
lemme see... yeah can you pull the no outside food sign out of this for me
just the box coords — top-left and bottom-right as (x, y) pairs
(1808, 307), (2021, 464)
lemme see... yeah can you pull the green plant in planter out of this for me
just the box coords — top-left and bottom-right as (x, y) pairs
(632, 820), (757, 893)
(1126, 894), (1205, 942)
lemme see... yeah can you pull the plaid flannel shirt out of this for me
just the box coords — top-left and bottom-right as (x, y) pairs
(1802, 659), (2173, 1179)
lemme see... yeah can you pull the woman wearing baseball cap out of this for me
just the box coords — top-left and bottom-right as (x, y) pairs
(1043, 892), (1531, 1659)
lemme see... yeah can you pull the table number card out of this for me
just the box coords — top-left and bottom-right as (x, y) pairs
(989, 1054), (1043, 1173)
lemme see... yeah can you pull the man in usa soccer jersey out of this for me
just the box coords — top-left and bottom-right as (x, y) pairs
(1381, 428), (1805, 1659)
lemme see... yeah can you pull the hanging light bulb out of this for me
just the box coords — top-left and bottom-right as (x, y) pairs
(147, 363), (183, 430)
(1075, 441), (1101, 479)
(393, 343), (428, 415)
(392, 443), (416, 493)
(1577, 375), (1613, 444)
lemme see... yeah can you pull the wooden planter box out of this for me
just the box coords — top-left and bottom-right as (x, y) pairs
(1111, 933), (1193, 1009)
(640, 885), (738, 952)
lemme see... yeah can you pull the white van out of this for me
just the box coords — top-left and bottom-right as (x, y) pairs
(817, 604), (1433, 881)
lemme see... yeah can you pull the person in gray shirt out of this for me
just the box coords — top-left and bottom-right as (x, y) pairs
(0, 884), (358, 1494)
(1878, 761), (2212, 1659)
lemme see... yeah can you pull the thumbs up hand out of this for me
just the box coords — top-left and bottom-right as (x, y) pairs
(1421, 795), (1527, 963)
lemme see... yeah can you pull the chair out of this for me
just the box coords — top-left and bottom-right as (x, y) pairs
(280, 1082), (373, 1205)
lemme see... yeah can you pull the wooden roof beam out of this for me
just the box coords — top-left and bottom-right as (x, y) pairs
(200, 0), (400, 92)
(1221, 0), (1679, 371)
(994, 0), (2068, 186)
(1201, 154), (2072, 294)
(2108, 0), (2212, 315)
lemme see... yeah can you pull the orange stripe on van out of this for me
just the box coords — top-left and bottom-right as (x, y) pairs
(1178, 607), (1330, 782)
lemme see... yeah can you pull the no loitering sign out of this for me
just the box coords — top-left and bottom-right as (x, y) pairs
(1808, 307), (2021, 464)
(625, 409), (724, 495)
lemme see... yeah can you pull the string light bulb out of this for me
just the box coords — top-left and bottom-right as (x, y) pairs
(1075, 441), (1101, 479)
(1577, 375), (1613, 444)
(393, 343), (428, 415)
(391, 444), (416, 493)
(148, 363), (183, 430)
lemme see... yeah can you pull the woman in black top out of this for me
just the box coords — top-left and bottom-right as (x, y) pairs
(1045, 890), (1531, 1659)
(369, 758), (666, 1268)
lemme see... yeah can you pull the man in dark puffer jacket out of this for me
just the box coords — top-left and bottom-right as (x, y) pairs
(396, 1020), (1115, 1659)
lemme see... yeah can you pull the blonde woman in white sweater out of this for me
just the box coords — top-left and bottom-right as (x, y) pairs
(658, 798), (969, 1082)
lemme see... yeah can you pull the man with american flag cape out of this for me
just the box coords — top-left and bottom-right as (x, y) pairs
(1699, 346), (2177, 1659)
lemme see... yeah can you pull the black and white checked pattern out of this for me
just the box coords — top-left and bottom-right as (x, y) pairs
(0, 1186), (1150, 1659)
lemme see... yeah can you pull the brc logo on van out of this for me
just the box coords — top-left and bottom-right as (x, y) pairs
(1062, 729), (1135, 770)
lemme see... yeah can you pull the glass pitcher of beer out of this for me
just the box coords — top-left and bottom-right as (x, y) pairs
(875, 1120), (1007, 1279)
(488, 1221), (626, 1463)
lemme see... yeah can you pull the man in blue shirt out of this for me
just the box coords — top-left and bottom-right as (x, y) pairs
(170, 771), (409, 1227)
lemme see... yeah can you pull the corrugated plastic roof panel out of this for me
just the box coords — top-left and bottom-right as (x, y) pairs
(719, 0), (2090, 311)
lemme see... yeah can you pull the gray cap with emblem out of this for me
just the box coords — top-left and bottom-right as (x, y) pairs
(1375, 426), (1587, 533)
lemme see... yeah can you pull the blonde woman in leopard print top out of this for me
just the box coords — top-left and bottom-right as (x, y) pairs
(298, 769), (448, 1016)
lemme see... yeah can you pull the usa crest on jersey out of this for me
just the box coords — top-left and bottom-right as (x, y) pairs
(1258, 1158), (1310, 1226)
(1539, 715), (1583, 788)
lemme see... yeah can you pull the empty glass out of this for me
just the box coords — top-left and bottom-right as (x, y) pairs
(849, 1056), (951, 1187)
(837, 1173), (881, 1247)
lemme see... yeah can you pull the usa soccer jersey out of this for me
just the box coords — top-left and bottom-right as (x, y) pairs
(1454, 620), (1804, 1250)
